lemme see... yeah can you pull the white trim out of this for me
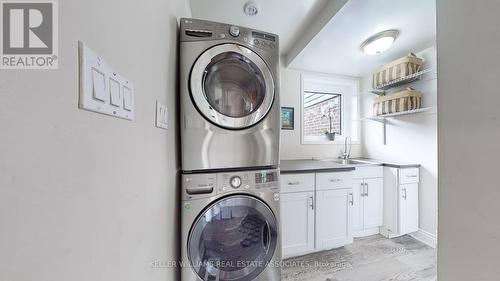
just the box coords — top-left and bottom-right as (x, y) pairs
(410, 229), (437, 248)
(353, 227), (380, 238)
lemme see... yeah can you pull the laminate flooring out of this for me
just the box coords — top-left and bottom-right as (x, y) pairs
(282, 235), (436, 281)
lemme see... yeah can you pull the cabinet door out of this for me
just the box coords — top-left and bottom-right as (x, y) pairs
(316, 189), (350, 250)
(280, 192), (315, 258)
(363, 178), (384, 228)
(399, 183), (419, 235)
(351, 179), (364, 231)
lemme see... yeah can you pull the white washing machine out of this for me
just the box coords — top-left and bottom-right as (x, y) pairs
(181, 169), (281, 281)
(179, 18), (281, 172)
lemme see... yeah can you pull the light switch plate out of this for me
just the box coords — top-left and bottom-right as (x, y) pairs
(155, 100), (168, 129)
(78, 41), (134, 120)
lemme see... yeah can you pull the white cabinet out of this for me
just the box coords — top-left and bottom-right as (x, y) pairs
(363, 178), (384, 228)
(399, 183), (419, 234)
(281, 172), (354, 258)
(315, 172), (353, 250)
(352, 167), (384, 237)
(381, 167), (420, 238)
(281, 192), (315, 258)
(316, 189), (353, 250)
(316, 172), (354, 250)
(280, 174), (315, 258)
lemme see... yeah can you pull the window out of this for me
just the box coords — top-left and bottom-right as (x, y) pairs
(303, 92), (342, 137)
(301, 75), (359, 144)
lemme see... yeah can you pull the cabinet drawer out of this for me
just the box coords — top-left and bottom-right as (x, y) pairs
(352, 166), (383, 179)
(280, 173), (315, 193)
(316, 172), (353, 190)
(399, 168), (419, 184)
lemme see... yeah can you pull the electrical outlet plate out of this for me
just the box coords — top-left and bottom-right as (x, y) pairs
(155, 100), (168, 129)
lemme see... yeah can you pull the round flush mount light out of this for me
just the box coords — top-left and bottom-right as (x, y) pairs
(360, 30), (399, 55)
(244, 1), (259, 16)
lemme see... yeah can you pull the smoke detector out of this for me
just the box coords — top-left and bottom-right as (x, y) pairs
(244, 1), (259, 16)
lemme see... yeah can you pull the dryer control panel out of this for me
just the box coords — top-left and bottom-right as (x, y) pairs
(180, 18), (279, 52)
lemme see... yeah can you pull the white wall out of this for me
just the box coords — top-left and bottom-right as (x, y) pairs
(361, 46), (438, 236)
(280, 66), (362, 160)
(0, 1), (190, 281)
(438, 1), (500, 280)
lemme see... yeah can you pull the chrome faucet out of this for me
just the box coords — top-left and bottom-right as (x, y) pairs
(340, 136), (352, 162)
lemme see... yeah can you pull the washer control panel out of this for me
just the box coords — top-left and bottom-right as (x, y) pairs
(229, 26), (240, 37)
(182, 173), (217, 200)
(230, 176), (242, 188)
(220, 173), (250, 192)
(255, 170), (277, 185)
(218, 169), (279, 193)
(182, 169), (279, 200)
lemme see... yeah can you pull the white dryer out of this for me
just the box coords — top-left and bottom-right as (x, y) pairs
(179, 18), (281, 172)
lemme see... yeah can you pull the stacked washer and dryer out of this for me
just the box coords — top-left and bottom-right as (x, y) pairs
(179, 18), (282, 281)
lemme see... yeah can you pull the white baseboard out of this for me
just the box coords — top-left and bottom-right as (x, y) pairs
(379, 227), (399, 239)
(353, 227), (380, 238)
(410, 229), (437, 248)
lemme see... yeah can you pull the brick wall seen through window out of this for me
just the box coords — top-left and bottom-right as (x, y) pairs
(303, 92), (342, 137)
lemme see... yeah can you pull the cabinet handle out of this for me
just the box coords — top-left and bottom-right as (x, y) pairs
(349, 192), (354, 206)
(287, 181), (300, 185)
(402, 188), (407, 200)
(360, 183), (365, 196)
(329, 178), (342, 182)
(406, 175), (418, 178)
(308, 196), (314, 210)
(365, 183), (369, 197)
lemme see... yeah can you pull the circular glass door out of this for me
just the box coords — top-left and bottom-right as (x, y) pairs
(188, 195), (278, 281)
(190, 44), (275, 129)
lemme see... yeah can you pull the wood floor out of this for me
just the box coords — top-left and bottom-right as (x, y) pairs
(282, 235), (437, 281)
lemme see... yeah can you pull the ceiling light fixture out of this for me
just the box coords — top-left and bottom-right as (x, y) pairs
(243, 1), (259, 16)
(360, 30), (399, 55)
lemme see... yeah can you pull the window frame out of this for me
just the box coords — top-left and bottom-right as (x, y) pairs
(300, 74), (360, 145)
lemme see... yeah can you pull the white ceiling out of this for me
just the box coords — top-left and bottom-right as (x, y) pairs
(289, 0), (436, 77)
(189, 0), (331, 54)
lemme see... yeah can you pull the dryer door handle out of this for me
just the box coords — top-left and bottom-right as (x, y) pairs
(262, 221), (271, 253)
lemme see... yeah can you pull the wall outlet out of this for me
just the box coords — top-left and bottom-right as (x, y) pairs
(155, 100), (168, 129)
